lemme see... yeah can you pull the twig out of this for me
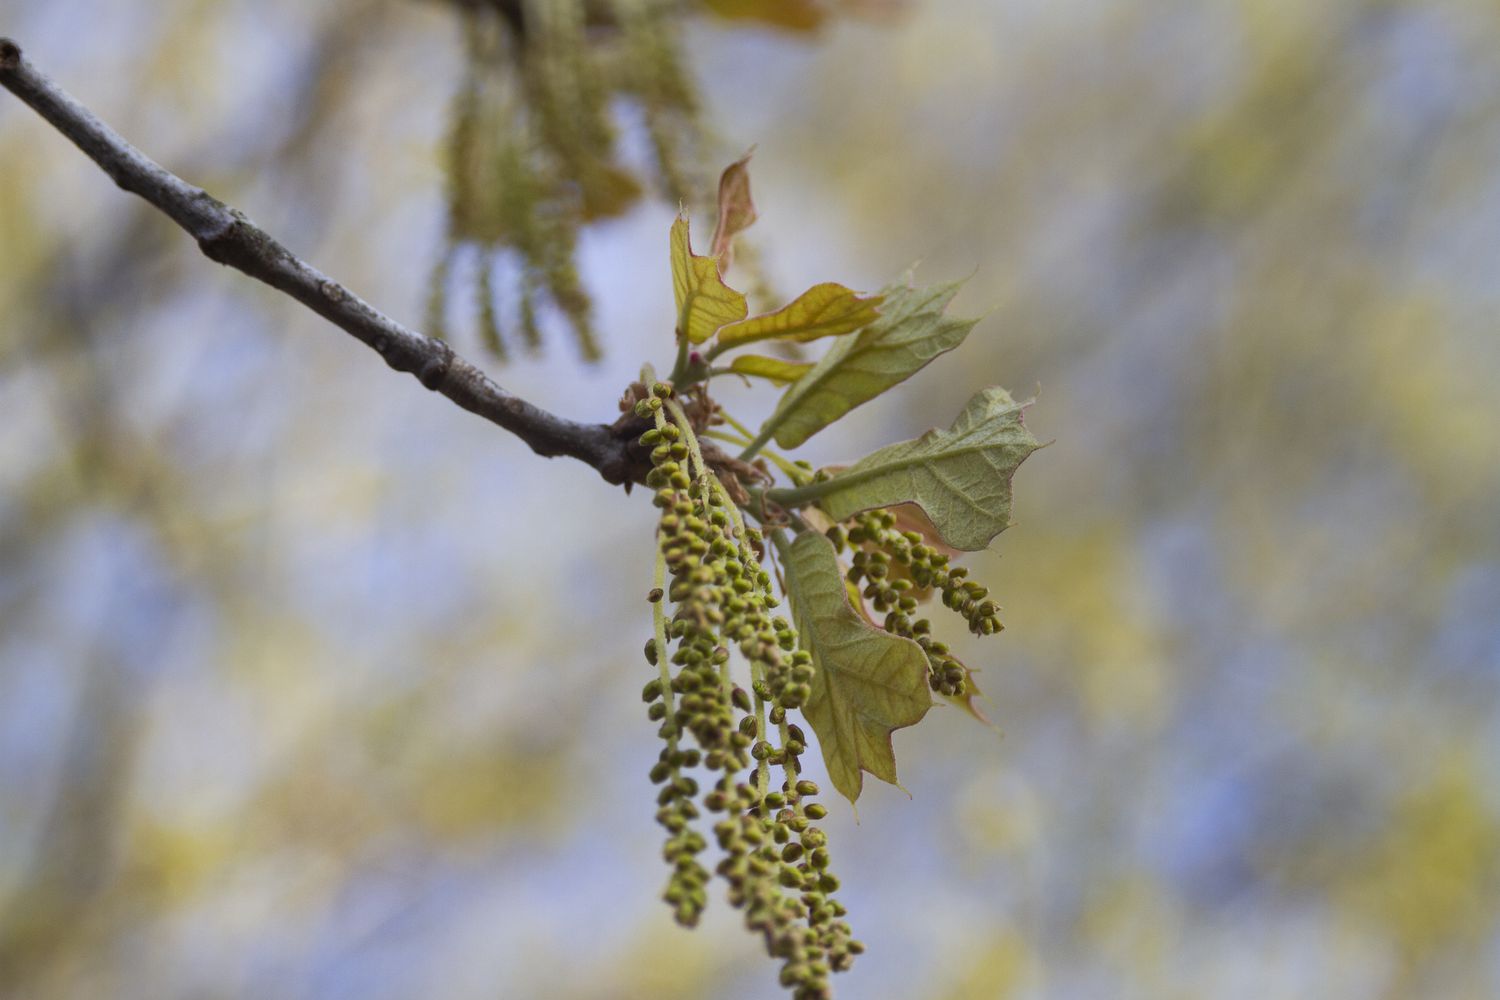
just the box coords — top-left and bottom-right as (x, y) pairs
(0, 38), (648, 485)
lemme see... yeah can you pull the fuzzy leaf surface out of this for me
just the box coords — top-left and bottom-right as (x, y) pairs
(758, 278), (977, 449)
(670, 215), (747, 343)
(782, 530), (931, 803)
(713, 283), (883, 352)
(728, 354), (815, 384)
(786, 387), (1038, 551)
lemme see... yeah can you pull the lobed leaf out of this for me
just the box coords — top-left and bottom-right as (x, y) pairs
(710, 152), (758, 269)
(713, 282), (884, 353)
(780, 530), (932, 804)
(778, 387), (1039, 552)
(670, 215), (748, 343)
(756, 277), (978, 449)
(728, 354), (815, 384)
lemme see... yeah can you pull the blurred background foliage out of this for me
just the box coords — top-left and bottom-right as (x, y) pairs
(2, 0), (1498, 998)
(429, 0), (898, 362)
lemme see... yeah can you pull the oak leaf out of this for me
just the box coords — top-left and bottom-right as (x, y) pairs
(781, 530), (931, 803)
(713, 282), (883, 354)
(779, 387), (1039, 552)
(728, 354), (815, 384)
(670, 215), (748, 343)
(756, 276), (977, 448)
(710, 152), (758, 270)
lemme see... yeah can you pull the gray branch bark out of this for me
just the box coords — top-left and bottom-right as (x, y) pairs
(0, 37), (648, 485)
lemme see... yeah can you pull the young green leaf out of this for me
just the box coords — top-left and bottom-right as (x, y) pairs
(710, 152), (758, 270)
(710, 283), (884, 355)
(727, 354), (815, 384)
(670, 215), (748, 343)
(753, 277), (978, 450)
(779, 530), (931, 804)
(773, 387), (1039, 552)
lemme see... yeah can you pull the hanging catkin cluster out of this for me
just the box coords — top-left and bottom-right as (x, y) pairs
(605, 154), (1033, 997)
(635, 381), (860, 1000)
(429, 0), (707, 363)
(429, 0), (871, 362)
(830, 508), (1005, 700)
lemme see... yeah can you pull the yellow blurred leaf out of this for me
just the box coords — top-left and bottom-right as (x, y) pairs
(670, 214), (748, 343)
(580, 163), (644, 221)
(701, 0), (830, 32)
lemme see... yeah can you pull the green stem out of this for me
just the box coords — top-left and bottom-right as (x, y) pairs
(713, 416), (808, 483)
(719, 409), (757, 441)
(651, 498), (676, 748)
(765, 479), (832, 510)
(703, 428), (750, 448)
(779, 718), (798, 782)
(762, 452), (807, 484)
(720, 438), (801, 485)
(752, 662), (770, 799)
(667, 336), (690, 386)
(739, 424), (776, 462)
(665, 396), (734, 704)
(661, 405), (786, 807)
(665, 397), (710, 482)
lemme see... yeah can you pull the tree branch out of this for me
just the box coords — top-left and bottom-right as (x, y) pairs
(0, 37), (648, 485)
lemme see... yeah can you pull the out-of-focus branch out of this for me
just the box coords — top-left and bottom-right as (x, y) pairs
(0, 38), (648, 485)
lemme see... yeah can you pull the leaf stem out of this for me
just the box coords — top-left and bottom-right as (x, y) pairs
(719, 409), (757, 441)
(739, 424), (777, 462)
(650, 496), (676, 753)
(666, 397), (710, 483)
(765, 480), (829, 509)
(667, 335), (690, 386)
(752, 662), (770, 799)
(714, 435), (804, 484)
(703, 428), (749, 447)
